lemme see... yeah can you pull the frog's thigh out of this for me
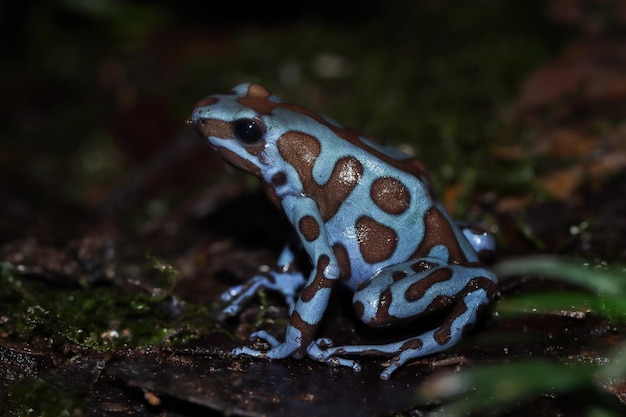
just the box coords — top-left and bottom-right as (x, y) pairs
(339, 284), (493, 379)
(353, 260), (496, 327)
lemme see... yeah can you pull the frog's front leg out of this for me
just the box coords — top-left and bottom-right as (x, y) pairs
(311, 258), (498, 379)
(232, 196), (341, 359)
(233, 253), (340, 359)
(218, 236), (304, 319)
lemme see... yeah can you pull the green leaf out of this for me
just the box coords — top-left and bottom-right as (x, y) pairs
(420, 361), (592, 416)
(494, 256), (626, 296)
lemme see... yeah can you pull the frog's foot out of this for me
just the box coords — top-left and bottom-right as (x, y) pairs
(306, 338), (362, 371)
(308, 333), (446, 379)
(218, 271), (306, 319)
(231, 330), (300, 360)
(230, 332), (362, 372)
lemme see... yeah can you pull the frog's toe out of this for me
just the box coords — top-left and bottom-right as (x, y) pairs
(229, 332), (280, 359)
(380, 360), (402, 380)
(231, 346), (261, 357)
(220, 284), (245, 302)
(323, 355), (361, 371)
(307, 340), (361, 372)
(219, 303), (240, 318)
(250, 330), (281, 347)
(315, 337), (333, 348)
(379, 348), (422, 379)
(217, 279), (268, 319)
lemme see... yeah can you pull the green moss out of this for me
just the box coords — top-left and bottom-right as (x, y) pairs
(0, 258), (209, 351)
(3, 377), (85, 417)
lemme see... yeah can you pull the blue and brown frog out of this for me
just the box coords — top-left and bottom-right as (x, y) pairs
(188, 83), (497, 379)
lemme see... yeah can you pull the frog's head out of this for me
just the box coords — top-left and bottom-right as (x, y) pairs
(188, 83), (288, 177)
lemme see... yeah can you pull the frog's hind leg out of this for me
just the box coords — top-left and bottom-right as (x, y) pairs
(309, 261), (497, 379)
(385, 285), (493, 379)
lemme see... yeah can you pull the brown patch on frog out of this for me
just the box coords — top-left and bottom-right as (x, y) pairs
(321, 156), (364, 219)
(464, 276), (498, 301)
(277, 130), (321, 165)
(356, 278), (372, 291)
(271, 171), (287, 186)
(424, 294), (455, 314)
(368, 287), (393, 327)
(433, 327), (451, 346)
(277, 131), (364, 221)
(411, 207), (470, 263)
(288, 310), (314, 358)
(247, 83), (272, 98)
(353, 300), (365, 319)
(332, 243), (351, 281)
(399, 338), (423, 351)
(404, 268), (453, 303)
(434, 299), (468, 345)
(193, 118), (232, 140)
(300, 255), (334, 302)
(264, 172), (288, 207)
(370, 177), (411, 215)
(355, 216), (398, 264)
(298, 215), (320, 242)
(217, 147), (262, 176)
(392, 270), (408, 282)
(410, 260), (440, 273)
(237, 84), (276, 115)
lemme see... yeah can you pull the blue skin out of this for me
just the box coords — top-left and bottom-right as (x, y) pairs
(190, 83), (498, 379)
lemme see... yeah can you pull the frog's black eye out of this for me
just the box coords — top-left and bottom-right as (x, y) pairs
(233, 118), (264, 145)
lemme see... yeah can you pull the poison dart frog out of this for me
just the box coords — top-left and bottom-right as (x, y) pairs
(188, 83), (497, 379)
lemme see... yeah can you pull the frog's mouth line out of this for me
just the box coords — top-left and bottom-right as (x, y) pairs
(209, 139), (264, 176)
